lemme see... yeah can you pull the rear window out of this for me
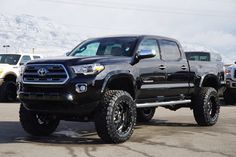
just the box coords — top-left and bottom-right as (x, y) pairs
(185, 52), (210, 61)
(33, 56), (41, 59)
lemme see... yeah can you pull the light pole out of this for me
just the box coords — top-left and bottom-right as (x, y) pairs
(3, 45), (10, 53)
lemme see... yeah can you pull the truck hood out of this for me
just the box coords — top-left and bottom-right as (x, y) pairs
(0, 63), (14, 69)
(27, 56), (132, 66)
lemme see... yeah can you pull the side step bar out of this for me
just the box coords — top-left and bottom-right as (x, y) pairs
(136, 100), (191, 108)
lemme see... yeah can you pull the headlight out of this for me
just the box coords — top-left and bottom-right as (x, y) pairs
(71, 64), (105, 75)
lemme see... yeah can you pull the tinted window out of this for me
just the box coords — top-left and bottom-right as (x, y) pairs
(159, 40), (181, 61)
(70, 37), (137, 57)
(0, 54), (21, 65)
(138, 39), (160, 59)
(33, 56), (41, 59)
(185, 52), (210, 61)
(20, 55), (31, 64)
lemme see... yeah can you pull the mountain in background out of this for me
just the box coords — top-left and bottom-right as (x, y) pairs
(0, 14), (233, 64)
(0, 14), (80, 56)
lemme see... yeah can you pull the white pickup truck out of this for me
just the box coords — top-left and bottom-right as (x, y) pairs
(0, 53), (42, 101)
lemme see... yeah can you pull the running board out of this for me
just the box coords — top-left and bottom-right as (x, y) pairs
(136, 100), (191, 108)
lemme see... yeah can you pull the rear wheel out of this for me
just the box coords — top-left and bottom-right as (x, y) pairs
(19, 104), (59, 136)
(0, 81), (17, 102)
(193, 87), (220, 126)
(137, 107), (156, 122)
(223, 88), (235, 105)
(95, 90), (136, 143)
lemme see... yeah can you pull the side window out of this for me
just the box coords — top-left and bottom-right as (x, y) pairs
(138, 39), (160, 59)
(20, 55), (31, 65)
(33, 56), (41, 59)
(159, 40), (181, 61)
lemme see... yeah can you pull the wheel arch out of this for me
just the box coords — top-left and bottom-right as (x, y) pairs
(200, 74), (220, 90)
(3, 73), (17, 82)
(101, 71), (136, 99)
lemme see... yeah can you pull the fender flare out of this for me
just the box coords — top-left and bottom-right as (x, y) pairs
(101, 70), (136, 93)
(2, 72), (17, 81)
(199, 74), (219, 88)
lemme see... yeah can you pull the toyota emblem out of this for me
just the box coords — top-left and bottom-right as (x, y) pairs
(37, 68), (48, 77)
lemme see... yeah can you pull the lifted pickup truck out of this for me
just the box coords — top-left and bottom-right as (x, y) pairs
(19, 35), (223, 143)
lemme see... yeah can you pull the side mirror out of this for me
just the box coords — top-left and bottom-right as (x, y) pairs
(19, 62), (24, 66)
(65, 52), (70, 56)
(138, 49), (156, 59)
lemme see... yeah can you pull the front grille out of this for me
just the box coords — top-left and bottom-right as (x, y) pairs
(23, 64), (69, 84)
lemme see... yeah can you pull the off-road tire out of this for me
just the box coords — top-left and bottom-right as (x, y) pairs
(95, 90), (136, 143)
(137, 107), (156, 122)
(19, 104), (59, 136)
(223, 88), (235, 105)
(0, 81), (17, 102)
(193, 87), (220, 126)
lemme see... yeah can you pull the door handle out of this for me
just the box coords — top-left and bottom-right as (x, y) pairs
(181, 65), (187, 70)
(159, 65), (166, 70)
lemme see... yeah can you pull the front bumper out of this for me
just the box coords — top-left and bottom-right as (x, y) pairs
(226, 79), (236, 88)
(19, 77), (104, 116)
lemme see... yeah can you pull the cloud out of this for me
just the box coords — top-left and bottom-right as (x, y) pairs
(181, 31), (236, 63)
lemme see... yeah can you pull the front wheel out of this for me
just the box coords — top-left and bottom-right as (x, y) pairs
(0, 81), (17, 102)
(223, 88), (235, 105)
(19, 104), (59, 136)
(193, 87), (220, 126)
(95, 90), (136, 143)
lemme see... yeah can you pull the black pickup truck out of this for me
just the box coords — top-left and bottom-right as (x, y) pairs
(18, 35), (223, 143)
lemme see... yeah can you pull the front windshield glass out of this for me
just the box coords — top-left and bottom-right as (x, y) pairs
(0, 54), (21, 65)
(70, 37), (137, 57)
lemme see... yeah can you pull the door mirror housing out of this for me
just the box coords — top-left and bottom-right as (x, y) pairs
(138, 49), (156, 59)
(65, 52), (71, 56)
(19, 62), (25, 66)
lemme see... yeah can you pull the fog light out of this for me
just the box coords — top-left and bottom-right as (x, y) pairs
(67, 94), (74, 101)
(75, 83), (87, 93)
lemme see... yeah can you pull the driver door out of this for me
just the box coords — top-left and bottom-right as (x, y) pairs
(136, 38), (167, 100)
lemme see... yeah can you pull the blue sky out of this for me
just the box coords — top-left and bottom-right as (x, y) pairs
(1, 0), (236, 63)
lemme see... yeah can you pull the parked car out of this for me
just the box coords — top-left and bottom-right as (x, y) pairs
(0, 53), (42, 101)
(18, 35), (223, 143)
(185, 51), (225, 96)
(185, 51), (224, 79)
(224, 62), (236, 104)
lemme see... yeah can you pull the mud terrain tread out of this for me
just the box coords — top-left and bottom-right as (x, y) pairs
(95, 90), (136, 143)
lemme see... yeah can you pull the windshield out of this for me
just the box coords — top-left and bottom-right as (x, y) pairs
(0, 54), (21, 65)
(70, 37), (137, 57)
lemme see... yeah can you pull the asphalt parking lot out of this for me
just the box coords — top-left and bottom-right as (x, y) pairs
(0, 102), (235, 157)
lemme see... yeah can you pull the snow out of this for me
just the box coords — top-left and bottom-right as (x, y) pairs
(0, 14), (80, 57)
(0, 13), (234, 64)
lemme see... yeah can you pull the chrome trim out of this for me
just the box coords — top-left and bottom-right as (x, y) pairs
(141, 83), (190, 89)
(22, 64), (69, 85)
(136, 99), (191, 108)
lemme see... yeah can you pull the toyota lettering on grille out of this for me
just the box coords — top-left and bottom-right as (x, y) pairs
(37, 68), (48, 77)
